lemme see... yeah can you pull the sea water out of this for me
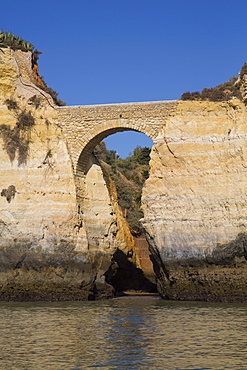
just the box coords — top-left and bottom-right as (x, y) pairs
(0, 297), (247, 369)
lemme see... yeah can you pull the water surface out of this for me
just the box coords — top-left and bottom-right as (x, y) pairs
(0, 297), (247, 369)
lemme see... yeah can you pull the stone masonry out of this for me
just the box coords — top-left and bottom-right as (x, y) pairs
(55, 101), (178, 175)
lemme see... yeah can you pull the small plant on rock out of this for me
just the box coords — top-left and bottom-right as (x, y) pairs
(28, 95), (42, 109)
(5, 99), (18, 111)
(16, 111), (35, 130)
(0, 102), (36, 165)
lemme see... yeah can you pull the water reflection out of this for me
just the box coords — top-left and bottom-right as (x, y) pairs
(0, 298), (247, 369)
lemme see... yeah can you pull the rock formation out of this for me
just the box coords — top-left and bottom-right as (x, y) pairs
(142, 99), (247, 302)
(1, 45), (247, 302)
(0, 48), (111, 300)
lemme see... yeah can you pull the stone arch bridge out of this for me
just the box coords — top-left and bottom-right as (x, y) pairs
(54, 97), (247, 259)
(55, 100), (178, 176)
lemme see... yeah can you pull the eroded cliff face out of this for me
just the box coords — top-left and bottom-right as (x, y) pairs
(0, 48), (119, 300)
(2, 46), (247, 302)
(142, 99), (247, 301)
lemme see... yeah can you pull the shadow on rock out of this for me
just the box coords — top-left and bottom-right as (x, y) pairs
(105, 248), (157, 295)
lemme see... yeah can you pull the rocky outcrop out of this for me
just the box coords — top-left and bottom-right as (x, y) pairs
(0, 48), (118, 300)
(2, 46), (247, 302)
(0, 47), (154, 300)
(142, 99), (247, 302)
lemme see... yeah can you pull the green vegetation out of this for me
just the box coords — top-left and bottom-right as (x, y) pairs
(181, 76), (242, 102)
(39, 83), (66, 106)
(0, 30), (34, 52)
(28, 95), (42, 109)
(94, 142), (151, 235)
(239, 62), (247, 79)
(0, 30), (66, 106)
(5, 98), (18, 110)
(180, 63), (247, 102)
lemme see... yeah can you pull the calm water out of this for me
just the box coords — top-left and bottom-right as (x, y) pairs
(0, 297), (247, 369)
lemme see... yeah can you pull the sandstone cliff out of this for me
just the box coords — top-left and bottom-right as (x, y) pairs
(2, 45), (247, 302)
(0, 48), (117, 300)
(0, 47), (152, 300)
(142, 99), (247, 301)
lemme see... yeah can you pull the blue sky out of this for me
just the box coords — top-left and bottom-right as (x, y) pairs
(1, 0), (247, 157)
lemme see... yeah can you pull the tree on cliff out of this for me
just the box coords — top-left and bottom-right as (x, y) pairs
(93, 142), (151, 235)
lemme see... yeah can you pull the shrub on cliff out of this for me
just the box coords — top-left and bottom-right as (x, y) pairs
(0, 30), (66, 106)
(93, 142), (151, 236)
(181, 76), (242, 102)
(239, 62), (247, 79)
(38, 82), (66, 106)
(0, 99), (36, 165)
(0, 30), (34, 52)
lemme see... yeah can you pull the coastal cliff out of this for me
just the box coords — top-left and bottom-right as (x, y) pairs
(0, 48), (115, 300)
(0, 47), (151, 300)
(1, 45), (247, 302)
(142, 99), (247, 301)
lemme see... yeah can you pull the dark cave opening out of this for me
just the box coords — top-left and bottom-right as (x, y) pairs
(105, 248), (157, 296)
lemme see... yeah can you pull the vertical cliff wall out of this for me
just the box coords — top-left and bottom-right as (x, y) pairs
(0, 48), (120, 300)
(142, 99), (247, 301)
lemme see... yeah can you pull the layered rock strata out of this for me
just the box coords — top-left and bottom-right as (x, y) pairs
(2, 46), (247, 302)
(0, 48), (117, 300)
(142, 99), (247, 302)
(0, 47), (153, 300)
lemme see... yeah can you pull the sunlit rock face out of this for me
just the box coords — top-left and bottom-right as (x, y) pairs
(142, 100), (247, 302)
(0, 48), (118, 300)
(0, 47), (152, 300)
(2, 47), (247, 302)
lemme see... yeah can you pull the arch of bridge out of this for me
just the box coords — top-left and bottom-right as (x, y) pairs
(76, 122), (154, 176)
(55, 101), (177, 175)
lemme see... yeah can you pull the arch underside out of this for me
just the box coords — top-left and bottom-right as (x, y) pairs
(76, 127), (142, 176)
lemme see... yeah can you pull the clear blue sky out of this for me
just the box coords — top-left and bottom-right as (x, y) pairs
(1, 0), (247, 157)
